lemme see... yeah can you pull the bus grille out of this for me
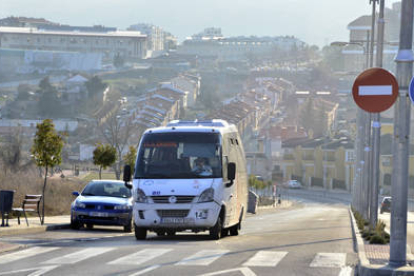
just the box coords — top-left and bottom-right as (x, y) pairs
(151, 196), (195, 204)
(157, 210), (189, 218)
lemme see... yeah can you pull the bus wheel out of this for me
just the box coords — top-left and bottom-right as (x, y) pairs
(134, 224), (147, 240)
(229, 223), (239, 236)
(156, 230), (166, 236)
(209, 217), (223, 240)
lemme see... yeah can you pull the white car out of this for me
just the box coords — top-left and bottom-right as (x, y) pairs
(287, 180), (302, 189)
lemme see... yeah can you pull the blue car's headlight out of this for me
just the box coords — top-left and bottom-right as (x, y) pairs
(114, 205), (132, 210)
(75, 201), (86, 209)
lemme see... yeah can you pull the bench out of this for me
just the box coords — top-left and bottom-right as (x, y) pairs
(12, 194), (42, 226)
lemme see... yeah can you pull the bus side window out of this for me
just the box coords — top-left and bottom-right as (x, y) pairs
(222, 156), (229, 181)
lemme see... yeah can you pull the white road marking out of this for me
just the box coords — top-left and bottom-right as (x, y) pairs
(0, 247), (59, 264)
(198, 267), (256, 276)
(242, 251), (288, 267)
(359, 85), (392, 96)
(0, 265), (59, 276)
(43, 247), (114, 264)
(176, 250), (230, 266)
(109, 248), (172, 265)
(310, 253), (346, 268)
(128, 265), (160, 276)
(339, 266), (353, 276)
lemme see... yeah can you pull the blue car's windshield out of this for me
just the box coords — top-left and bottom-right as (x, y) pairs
(82, 182), (131, 198)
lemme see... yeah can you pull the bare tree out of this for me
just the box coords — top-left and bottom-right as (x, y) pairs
(0, 126), (25, 173)
(97, 108), (138, 179)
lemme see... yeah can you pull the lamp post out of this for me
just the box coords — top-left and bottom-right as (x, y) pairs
(390, 0), (414, 267)
(331, 41), (369, 217)
(370, 0), (385, 229)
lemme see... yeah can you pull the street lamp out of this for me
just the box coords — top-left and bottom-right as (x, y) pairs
(330, 40), (369, 70)
(330, 40), (370, 218)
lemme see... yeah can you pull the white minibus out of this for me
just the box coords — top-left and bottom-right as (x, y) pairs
(123, 120), (248, 240)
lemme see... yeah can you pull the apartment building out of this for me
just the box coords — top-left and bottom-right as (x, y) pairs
(178, 29), (305, 61)
(0, 27), (148, 59)
(281, 136), (355, 191)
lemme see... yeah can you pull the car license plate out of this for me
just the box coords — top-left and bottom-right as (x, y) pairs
(90, 212), (108, 217)
(161, 218), (193, 224)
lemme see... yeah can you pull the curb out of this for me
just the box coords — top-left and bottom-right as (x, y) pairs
(349, 208), (414, 275)
(0, 223), (70, 237)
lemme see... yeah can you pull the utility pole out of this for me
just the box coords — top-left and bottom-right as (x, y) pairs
(361, 0), (378, 221)
(370, 0), (385, 228)
(390, 0), (414, 267)
(353, 31), (371, 216)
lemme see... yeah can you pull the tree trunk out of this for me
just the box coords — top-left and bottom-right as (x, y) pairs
(99, 166), (102, 179)
(41, 166), (48, 225)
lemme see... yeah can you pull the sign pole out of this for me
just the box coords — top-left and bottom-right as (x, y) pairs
(390, 0), (414, 267)
(352, 68), (399, 227)
(369, 0), (385, 228)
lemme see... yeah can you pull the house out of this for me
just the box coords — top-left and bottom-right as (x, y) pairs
(339, 2), (401, 73)
(280, 136), (355, 191)
(61, 74), (89, 103)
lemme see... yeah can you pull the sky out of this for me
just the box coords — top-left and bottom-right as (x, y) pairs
(1, 0), (400, 47)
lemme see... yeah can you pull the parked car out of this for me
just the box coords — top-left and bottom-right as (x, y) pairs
(380, 196), (392, 214)
(70, 180), (133, 232)
(287, 180), (302, 189)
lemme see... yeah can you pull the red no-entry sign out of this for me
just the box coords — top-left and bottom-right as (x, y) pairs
(352, 68), (399, 113)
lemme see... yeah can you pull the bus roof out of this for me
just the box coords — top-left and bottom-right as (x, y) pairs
(143, 120), (238, 135)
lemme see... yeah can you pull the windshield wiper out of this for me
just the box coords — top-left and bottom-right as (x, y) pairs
(82, 193), (95, 196)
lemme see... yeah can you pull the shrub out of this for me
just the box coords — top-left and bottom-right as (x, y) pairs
(370, 234), (386, 244)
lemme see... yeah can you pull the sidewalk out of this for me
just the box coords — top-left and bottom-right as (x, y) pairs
(350, 209), (414, 275)
(0, 215), (70, 254)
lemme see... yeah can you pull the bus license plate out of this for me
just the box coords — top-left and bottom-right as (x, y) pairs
(161, 218), (193, 224)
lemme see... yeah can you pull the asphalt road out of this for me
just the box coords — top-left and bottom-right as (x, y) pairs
(0, 201), (357, 276)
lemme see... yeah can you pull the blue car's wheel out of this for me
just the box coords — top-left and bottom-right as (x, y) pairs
(124, 220), (132, 233)
(70, 219), (81, 230)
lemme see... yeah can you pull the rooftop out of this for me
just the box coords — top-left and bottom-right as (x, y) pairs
(0, 27), (147, 38)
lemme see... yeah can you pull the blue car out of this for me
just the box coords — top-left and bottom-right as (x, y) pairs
(71, 180), (133, 232)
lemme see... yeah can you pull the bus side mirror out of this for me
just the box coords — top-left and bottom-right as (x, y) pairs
(228, 162), (236, 181)
(225, 163), (236, 188)
(123, 165), (132, 189)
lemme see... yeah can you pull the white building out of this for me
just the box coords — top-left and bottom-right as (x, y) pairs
(178, 35), (305, 61)
(0, 27), (148, 59)
(128, 24), (164, 57)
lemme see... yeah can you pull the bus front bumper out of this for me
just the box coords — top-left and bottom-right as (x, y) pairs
(133, 202), (221, 230)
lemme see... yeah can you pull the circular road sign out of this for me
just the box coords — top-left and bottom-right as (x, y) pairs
(409, 76), (414, 104)
(352, 68), (398, 113)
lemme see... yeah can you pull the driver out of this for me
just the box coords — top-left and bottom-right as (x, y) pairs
(192, 158), (213, 176)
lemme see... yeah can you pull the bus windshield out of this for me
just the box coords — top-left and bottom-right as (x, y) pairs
(135, 132), (222, 179)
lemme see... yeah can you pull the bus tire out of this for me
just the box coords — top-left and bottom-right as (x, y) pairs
(229, 223), (239, 236)
(209, 216), (223, 240)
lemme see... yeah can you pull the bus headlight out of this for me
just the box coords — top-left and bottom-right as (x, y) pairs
(136, 189), (148, 203)
(198, 188), (214, 203)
